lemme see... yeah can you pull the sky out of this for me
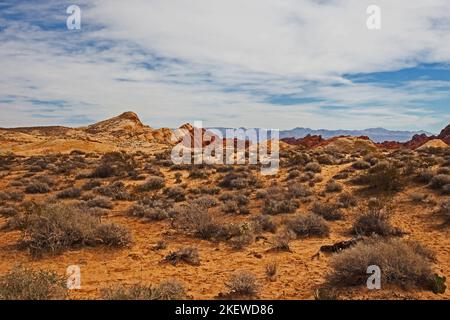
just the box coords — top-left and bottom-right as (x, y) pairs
(0, 0), (449, 133)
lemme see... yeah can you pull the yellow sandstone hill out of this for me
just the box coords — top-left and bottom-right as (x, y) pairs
(0, 112), (173, 156)
(417, 139), (449, 150)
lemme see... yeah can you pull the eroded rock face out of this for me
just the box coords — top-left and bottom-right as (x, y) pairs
(281, 134), (324, 148)
(438, 124), (450, 144)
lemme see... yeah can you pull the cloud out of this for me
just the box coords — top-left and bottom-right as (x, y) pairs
(0, 0), (449, 132)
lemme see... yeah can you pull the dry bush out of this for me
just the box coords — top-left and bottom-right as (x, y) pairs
(229, 223), (254, 249)
(287, 169), (301, 180)
(219, 171), (258, 190)
(325, 181), (343, 193)
(436, 201), (450, 226)
(90, 163), (115, 178)
(86, 196), (114, 209)
(97, 181), (132, 200)
(337, 192), (357, 208)
(305, 162), (321, 173)
(352, 160), (371, 170)
(311, 202), (343, 221)
(82, 179), (102, 191)
(163, 247), (200, 266)
(252, 215), (277, 233)
(126, 199), (170, 221)
(56, 187), (82, 199)
(285, 213), (329, 238)
(19, 202), (131, 256)
(0, 191), (24, 202)
(429, 174), (450, 190)
(352, 203), (401, 236)
(220, 193), (249, 215)
(192, 196), (218, 208)
(265, 262), (277, 281)
(0, 206), (18, 217)
(225, 272), (259, 297)
(327, 238), (435, 289)
(25, 182), (50, 194)
(102, 280), (186, 300)
(270, 229), (294, 252)
(0, 266), (67, 300)
(174, 204), (232, 240)
(137, 176), (165, 192)
(164, 186), (186, 202)
(355, 161), (404, 193)
(288, 183), (312, 198)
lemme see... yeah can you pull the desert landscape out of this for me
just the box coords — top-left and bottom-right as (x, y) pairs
(0, 111), (448, 300)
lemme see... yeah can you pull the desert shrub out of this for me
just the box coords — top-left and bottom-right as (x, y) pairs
(219, 172), (257, 190)
(410, 193), (428, 203)
(325, 181), (343, 193)
(252, 215), (277, 233)
(82, 180), (102, 191)
(188, 167), (208, 179)
(270, 229), (294, 252)
(317, 154), (334, 165)
(90, 163), (115, 178)
(263, 198), (299, 215)
(265, 263), (277, 281)
(287, 170), (301, 180)
(25, 182), (50, 194)
(228, 223), (254, 249)
(97, 181), (132, 200)
(0, 266), (67, 300)
(337, 192), (357, 208)
(222, 200), (249, 215)
(198, 185), (221, 195)
(352, 160), (371, 170)
(327, 238), (435, 289)
(436, 201), (450, 226)
(305, 162), (321, 173)
(357, 161), (404, 193)
(442, 184), (450, 195)
(174, 204), (232, 240)
(0, 206), (18, 217)
(352, 204), (401, 236)
(164, 186), (186, 202)
(163, 247), (200, 266)
(415, 170), (434, 184)
(18, 203), (131, 256)
(298, 172), (315, 182)
(126, 199), (170, 221)
(225, 272), (259, 297)
(311, 203), (343, 221)
(192, 196), (217, 208)
(0, 191), (24, 202)
(102, 280), (186, 300)
(56, 187), (82, 199)
(138, 176), (165, 192)
(288, 183), (312, 198)
(285, 213), (329, 238)
(86, 196), (114, 209)
(429, 174), (450, 190)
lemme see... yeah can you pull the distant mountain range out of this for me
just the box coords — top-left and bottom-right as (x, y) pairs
(208, 127), (434, 143)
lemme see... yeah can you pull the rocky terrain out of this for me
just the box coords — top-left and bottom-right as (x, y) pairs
(0, 112), (448, 300)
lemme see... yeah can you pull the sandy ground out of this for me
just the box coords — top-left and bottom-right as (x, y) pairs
(0, 161), (448, 300)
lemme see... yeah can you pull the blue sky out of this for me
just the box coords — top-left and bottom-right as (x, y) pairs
(0, 0), (449, 133)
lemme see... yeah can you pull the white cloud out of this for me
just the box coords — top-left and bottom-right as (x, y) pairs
(0, 0), (449, 132)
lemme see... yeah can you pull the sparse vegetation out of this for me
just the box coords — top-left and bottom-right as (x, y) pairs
(327, 238), (435, 290)
(18, 202), (131, 256)
(0, 266), (67, 300)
